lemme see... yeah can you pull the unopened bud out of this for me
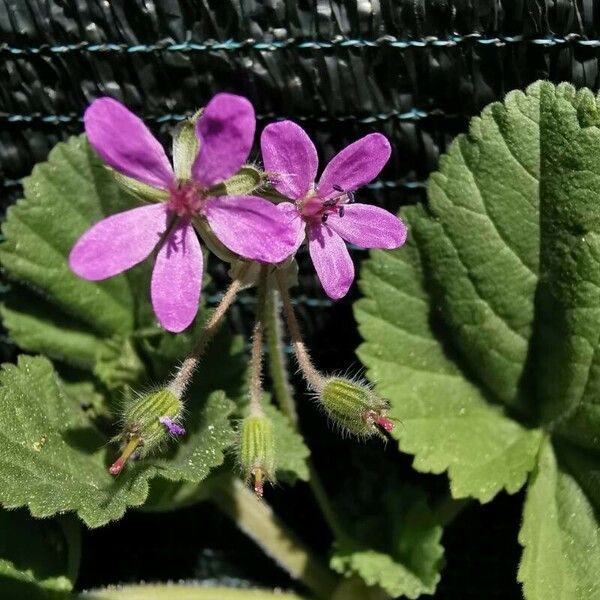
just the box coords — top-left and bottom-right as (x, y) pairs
(238, 415), (276, 497)
(319, 377), (393, 439)
(110, 388), (185, 475)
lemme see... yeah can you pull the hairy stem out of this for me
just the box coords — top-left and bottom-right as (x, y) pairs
(169, 262), (250, 396)
(264, 285), (298, 424)
(249, 266), (268, 416)
(209, 476), (339, 599)
(266, 277), (348, 543)
(275, 271), (325, 392)
(82, 584), (307, 599)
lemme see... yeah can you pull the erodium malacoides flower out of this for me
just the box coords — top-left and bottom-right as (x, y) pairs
(69, 93), (298, 332)
(260, 121), (408, 299)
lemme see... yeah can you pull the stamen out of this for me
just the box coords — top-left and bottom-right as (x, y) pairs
(109, 435), (141, 476)
(321, 214), (329, 223)
(159, 416), (186, 436)
(339, 206), (345, 218)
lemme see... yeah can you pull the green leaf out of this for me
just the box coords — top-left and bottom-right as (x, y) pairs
(518, 436), (600, 600)
(0, 135), (136, 337)
(0, 135), (153, 391)
(331, 479), (443, 599)
(0, 355), (235, 528)
(534, 85), (600, 446)
(263, 403), (310, 483)
(355, 207), (543, 502)
(421, 84), (541, 409)
(0, 509), (80, 598)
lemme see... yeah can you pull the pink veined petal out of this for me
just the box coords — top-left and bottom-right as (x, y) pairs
(317, 133), (391, 200)
(260, 121), (318, 199)
(69, 204), (169, 280)
(192, 93), (255, 187)
(151, 221), (203, 333)
(326, 203), (408, 249)
(277, 202), (306, 253)
(84, 97), (174, 189)
(204, 195), (299, 263)
(307, 221), (355, 300)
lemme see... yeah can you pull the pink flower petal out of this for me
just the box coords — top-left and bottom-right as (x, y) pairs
(151, 221), (203, 333)
(69, 204), (169, 280)
(326, 203), (407, 249)
(317, 133), (391, 200)
(277, 202), (306, 253)
(260, 121), (318, 199)
(192, 93), (255, 187)
(204, 195), (299, 263)
(308, 221), (354, 300)
(84, 97), (174, 189)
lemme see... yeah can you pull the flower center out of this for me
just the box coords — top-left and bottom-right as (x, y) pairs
(297, 184), (354, 224)
(167, 181), (206, 219)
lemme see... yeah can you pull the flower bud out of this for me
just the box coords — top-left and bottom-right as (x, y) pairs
(238, 414), (276, 497)
(318, 377), (393, 439)
(109, 388), (185, 476)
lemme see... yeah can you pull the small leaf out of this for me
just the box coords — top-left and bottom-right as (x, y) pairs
(263, 403), (310, 483)
(331, 483), (443, 599)
(518, 436), (600, 600)
(355, 207), (542, 502)
(0, 509), (80, 598)
(0, 355), (235, 528)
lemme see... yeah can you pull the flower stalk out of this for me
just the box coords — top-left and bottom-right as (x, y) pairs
(275, 269), (325, 392)
(170, 262), (251, 397)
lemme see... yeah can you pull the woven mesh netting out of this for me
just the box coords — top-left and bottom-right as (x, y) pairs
(0, 1), (597, 597)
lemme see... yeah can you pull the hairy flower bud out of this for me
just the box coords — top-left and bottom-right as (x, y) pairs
(318, 377), (393, 439)
(238, 414), (276, 497)
(109, 388), (185, 476)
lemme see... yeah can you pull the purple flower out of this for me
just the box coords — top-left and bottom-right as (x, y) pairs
(159, 416), (186, 437)
(69, 94), (298, 332)
(260, 121), (407, 299)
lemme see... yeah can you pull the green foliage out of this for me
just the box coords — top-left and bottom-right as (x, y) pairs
(355, 81), (600, 598)
(330, 463), (443, 599)
(0, 356), (235, 528)
(264, 403), (310, 483)
(0, 509), (80, 599)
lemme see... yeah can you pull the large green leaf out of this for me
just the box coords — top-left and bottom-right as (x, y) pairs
(0, 509), (80, 599)
(0, 135), (152, 390)
(356, 81), (600, 597)
(534, 85), (600, 446)
(0, 135), (137, 337)
(356, 206), (542, 502)
(518, 437), (600, 599)
(0, 355), (235, 528)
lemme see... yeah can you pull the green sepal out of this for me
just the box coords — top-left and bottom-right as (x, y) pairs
(208, 166), (265, 197)
(111, 170), (169, 203)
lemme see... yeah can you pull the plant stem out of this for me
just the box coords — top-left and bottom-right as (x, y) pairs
(209, 476), (339, 600)
(264, 284), (298, 424)
(275, 271), (325, 392)
(265, 278), (348, 544)
(249, 266), (268, 416)
(169, 262), (250, 397)
(81, 584), (307, 600)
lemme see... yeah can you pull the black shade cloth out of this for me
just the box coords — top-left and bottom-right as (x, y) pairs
(0, 2), (597, 598)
